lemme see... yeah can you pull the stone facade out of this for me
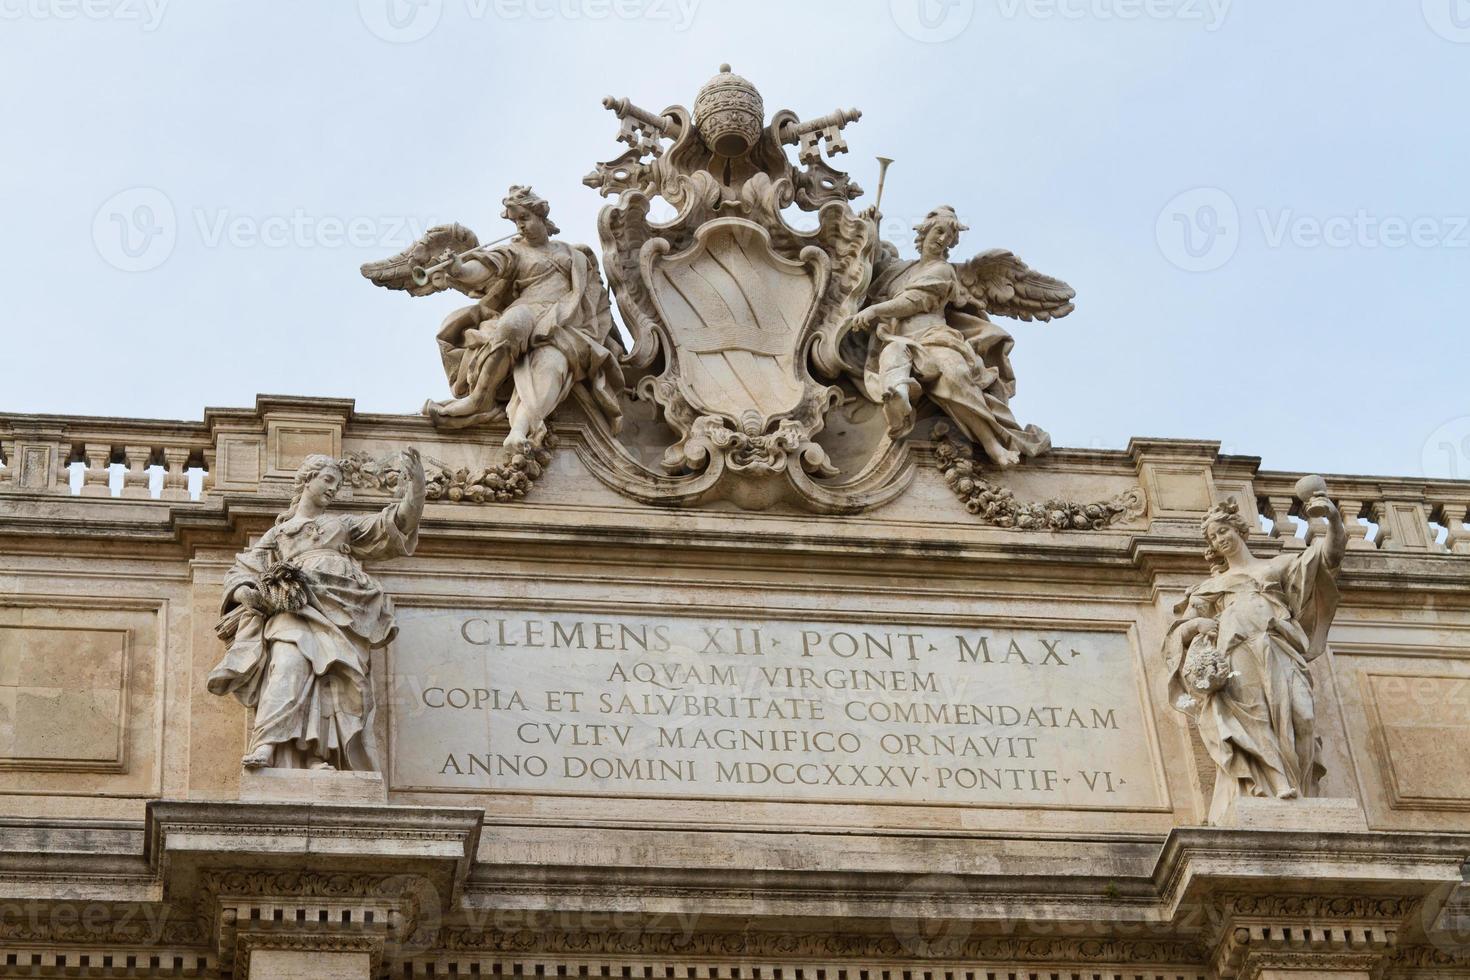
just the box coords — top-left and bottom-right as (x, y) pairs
(3, 396), (1469, 979)
(2, 67), (1469, 980)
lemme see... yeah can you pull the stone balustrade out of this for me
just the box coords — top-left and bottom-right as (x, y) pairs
(9, 400), (1470, 568)
(1254, 472), (1470, 554)
(0, 415), (212, 502)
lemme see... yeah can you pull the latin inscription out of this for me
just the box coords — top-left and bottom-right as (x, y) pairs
(388, 610), (1163, 808)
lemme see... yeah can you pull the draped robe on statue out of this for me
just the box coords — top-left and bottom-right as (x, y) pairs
(433, 239), (625, 436)
(206, 502), (418, 771)
(1164, 540), (1340, 822)
(855, 258), (1050, 458)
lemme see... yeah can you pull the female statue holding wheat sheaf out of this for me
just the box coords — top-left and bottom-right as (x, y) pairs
(207, 449), (425, 772)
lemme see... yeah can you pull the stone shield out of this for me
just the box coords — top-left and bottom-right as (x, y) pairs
(641, 217), (830, 427)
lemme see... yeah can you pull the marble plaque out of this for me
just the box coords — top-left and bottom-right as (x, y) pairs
(387, 607), (1166, 809)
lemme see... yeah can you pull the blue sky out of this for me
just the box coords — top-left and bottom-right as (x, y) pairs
(1, 0), (1466, 478)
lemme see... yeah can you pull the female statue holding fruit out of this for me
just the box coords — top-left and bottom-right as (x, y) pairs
(1163, 479), (1346, 823)
(207, 449), (426, 772)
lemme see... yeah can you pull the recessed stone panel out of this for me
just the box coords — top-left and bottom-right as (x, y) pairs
(1146, 465), (1214, 515)
(1363, 671), (1470, 809)
(265, 415), (342, 479)
(0, 624), (128, 771)
(217, 434), (263, 488)
(0, 601), (162, 796)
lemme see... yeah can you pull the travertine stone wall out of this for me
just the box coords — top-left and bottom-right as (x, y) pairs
(4, 396), (1470, 834)
(3, 397), (1470, 979)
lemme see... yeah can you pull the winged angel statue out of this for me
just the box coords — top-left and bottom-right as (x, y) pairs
(361, 186), (626, 451)
(843, 205), (1076, 467)
(354, 68), (1085, 513)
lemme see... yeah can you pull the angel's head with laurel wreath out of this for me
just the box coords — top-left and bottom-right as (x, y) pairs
(913, 206), (969, 260)
(1201, 497), (1256, 573)
(502, 185), (559, 244)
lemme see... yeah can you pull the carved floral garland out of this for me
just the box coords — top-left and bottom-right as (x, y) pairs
(340, 435), (558, 505)
(934, 436), (1146, 530)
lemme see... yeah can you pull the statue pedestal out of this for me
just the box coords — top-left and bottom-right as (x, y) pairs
(1219, 796), (1369, 832)
(239, 767), (387, 804)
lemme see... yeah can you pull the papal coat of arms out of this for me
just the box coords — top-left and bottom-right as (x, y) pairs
(363, 65), (1101, 516)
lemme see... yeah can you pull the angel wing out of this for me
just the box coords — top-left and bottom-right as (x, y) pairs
(954, 248), (1076, 322)
(359, 223), (480, 296)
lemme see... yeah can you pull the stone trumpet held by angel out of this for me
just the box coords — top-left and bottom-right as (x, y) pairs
(411, 231), (517, 287)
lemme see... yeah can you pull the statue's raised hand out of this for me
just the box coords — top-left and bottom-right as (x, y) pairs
(402, 447), (426, 488)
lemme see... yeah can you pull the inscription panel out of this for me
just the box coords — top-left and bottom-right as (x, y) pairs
(388, 607), (1167, 810)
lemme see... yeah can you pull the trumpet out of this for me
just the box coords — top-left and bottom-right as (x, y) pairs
(873, 156), (894, 219)
(411, 231), (517, 287)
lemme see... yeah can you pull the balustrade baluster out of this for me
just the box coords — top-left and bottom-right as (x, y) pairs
(1431, 499), (1470, 555)
(79, 442), (113, 498)
(1261, 494), (1306, 549)
(161, 446), (192, 501)
(122, 444), (155, 499)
